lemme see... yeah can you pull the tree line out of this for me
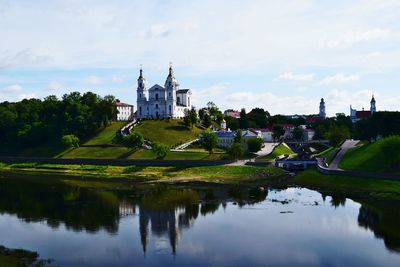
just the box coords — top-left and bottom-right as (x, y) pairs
(0, 92), (118, 148)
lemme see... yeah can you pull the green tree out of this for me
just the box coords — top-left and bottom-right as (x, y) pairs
(329, 125), (350, 147)
(239, 108), (248, 129)
(189, 107), (198, 128)
(123, 132), (144, 149)
(202, 113), (212, 128)
(228, 142), (244, 159)
(152, 142), (170, 159)
(61, 134), (80, 148)
(272, 126), (285, 141)
(234, 129), (243, 143)
(247, 108), (269, 128)
(292, 127), (304, 141)
(247, 138), (263, 153)
(183, 109), (191, 128)
(200, 130), (218, 154)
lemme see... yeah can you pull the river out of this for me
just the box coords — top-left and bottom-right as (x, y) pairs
(0, 174), (399, 266)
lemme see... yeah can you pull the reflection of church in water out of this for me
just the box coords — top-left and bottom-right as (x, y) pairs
(139, 206), (198, 255)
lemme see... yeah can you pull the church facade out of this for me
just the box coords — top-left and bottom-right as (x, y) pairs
(136, 65), (192, 119)
(350, 95), (376, 123)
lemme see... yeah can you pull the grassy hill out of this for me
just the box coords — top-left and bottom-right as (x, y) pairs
(62, 122), (129, 159)
(61, 120), (219, 160)
(84, 122), (127, 145)
(134, 119), (203, 147)
(339, 136), (400, 174)
(257, 143), (297, 161)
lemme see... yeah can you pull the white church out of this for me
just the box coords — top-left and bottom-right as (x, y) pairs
(136, 65), (192, 119)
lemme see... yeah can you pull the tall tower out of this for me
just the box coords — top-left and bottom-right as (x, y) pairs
(319, 98), (326, 119)
(165, 64), (179, 118)
(137, 67), (148, 119)
(370, 94), (376, 113)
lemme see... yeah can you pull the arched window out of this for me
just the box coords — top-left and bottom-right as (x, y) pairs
(155, 93), (159, 100)
(169, 105), (171, 113)
(139, 106), (142, 115)
(177, 97), (180, 103)
(155, 104), (158, 109)
(139, 93), (142, 98)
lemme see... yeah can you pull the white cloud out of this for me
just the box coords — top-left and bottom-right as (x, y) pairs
(276, 72), (315, 82)
(146, 24), (172, 38)
(2, 84), (22, 94)
(17, 93), (36, 100)
(83, 75), (103, 85)
(48, 81), (63, 91)
(192, 83), (228, 108)
(320, 28), (393, 49)
(220, 89), (398, 117)
(320, 73), (360, 85)
(111, 75), (124, 83)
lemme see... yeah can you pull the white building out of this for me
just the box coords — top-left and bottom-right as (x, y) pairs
(136, 65), (192, 119)
(251, 128), (274, 142)
(116, 102), (134, 121)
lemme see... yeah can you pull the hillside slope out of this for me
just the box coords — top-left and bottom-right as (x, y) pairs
(134, 119), (203, 147)
(339, 136), (400, 174)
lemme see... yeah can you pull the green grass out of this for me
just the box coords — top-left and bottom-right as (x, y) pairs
(63, 146), (131, 159)
(128, 149), (227, 160)
(339, 136), (400, 173)
(134, 119), (202, 147)
(257, 143), (297, 161)
(84, 122), (127, 145)
(295, 169), (400, 200)
(0, 162), (285, 183)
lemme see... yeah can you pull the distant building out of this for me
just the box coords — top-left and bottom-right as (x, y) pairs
(303, 129), (315, 141)
(136, 65), (192, 119)
(224, 109), (241, 118)
(251, 128), (274, 142)
(116, 102), (134, 121)
(215, 130), (260, 150)
(350, 95), (376, 123)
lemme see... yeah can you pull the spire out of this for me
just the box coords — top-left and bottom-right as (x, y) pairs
(371, 94), (376, 103)
(138, 64), (144, 80)
(168, 62), (174, 77)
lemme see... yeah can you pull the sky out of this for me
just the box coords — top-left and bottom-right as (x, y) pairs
(0, 0), (400, 116)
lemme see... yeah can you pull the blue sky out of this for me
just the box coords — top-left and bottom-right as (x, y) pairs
(1, 0), (400, 116)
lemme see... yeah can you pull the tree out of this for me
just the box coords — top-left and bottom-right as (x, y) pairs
(234, 129), (243, 143)
(225, 116), (239, 131)
(247, 108), (268, 128)
(228, 143), (244, 159)
(200, 130), (218, 154)
(61, 134), (80, 148)
(246, 138), (263, 153)
(123, 132), (144, 149)
(189, 107), (198, 128)
(239, 108), (248, 129)
(292, 127), (304, 141)
(272, 126), (285, 141)
(329, 125), (350, 147)
(202, 113), (212, 128)
(198, 108), (206, 121)
(183, 109), (191, 128)
(152, 142), (170, 159)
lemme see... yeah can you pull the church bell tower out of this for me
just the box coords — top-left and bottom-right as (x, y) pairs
(165, 63), (179, 118)
(370, 94), (376, 113)
(137, 67), (148, 119)
(319, 98), (326, 119)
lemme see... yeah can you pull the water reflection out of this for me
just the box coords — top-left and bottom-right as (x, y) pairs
(0, 174), (400, 266)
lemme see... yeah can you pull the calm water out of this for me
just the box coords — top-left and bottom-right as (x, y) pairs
(0, 174), (399, 267)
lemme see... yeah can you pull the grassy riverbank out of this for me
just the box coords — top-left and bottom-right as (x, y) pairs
(295, 169), (400, 200)
(0, 162), (285, 184)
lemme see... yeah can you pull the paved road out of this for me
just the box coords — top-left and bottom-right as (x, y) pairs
(329, 140), (359, 170)
(256, 143), (278, 157)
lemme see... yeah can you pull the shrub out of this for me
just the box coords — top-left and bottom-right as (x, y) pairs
(247, 138), (263, 153)
(61, 134), (80, 148)
(123, 132), (144, 149)
(228, 143), (244, 159)
(152, 142), (170, 159)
